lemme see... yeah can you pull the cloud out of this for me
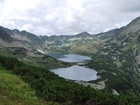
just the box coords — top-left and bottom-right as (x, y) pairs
(110, 0), (140, 13)
(0, 0), (140, 35)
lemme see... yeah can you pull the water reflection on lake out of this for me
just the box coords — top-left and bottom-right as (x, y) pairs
(50, 54), (97, 81)
(51, 65), (98, 81)
(51, 54), (91, 62)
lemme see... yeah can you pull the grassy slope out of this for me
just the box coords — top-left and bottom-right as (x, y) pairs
(0, 66), (58, 105)
(70, 39), (102, 55)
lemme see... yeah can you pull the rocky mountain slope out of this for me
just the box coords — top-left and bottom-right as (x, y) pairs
(87, 16), (140, 94)
(0, 26), (102, 55)
(94, 27), (124, 41)
(0, 26), (13, 43)
(106, 16), (140, 78)
(0, 27), (70, 69)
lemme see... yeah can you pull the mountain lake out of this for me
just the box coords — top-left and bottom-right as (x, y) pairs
(50, 54), (98, 81)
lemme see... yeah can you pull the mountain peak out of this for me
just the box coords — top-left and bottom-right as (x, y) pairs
(79, 31), (90, 35)
(0, 27), (13, 42)
(129, 16), (140, 25)
(75, 31), (91, 38)
(124, 16), (140, 33)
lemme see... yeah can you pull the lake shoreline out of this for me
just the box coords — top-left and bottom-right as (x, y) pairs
(50, 54), (98, 81)
(50, 65), (98, 81)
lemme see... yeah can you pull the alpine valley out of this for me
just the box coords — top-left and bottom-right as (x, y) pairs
(0, 16), (140, 105)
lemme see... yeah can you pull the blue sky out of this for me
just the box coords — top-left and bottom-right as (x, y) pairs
(0, 0), (140, 35)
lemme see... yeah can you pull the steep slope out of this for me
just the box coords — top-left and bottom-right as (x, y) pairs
(95, 28), (124, 41)
(87, 16), (140, 94)
(0, 27), (70, 69)
(0, 26), (30, 48)
(105, 16), (140, 75)
(1, 27), (46, 51)
(109, 16), (140, 43)
(0, 26), (13, 43)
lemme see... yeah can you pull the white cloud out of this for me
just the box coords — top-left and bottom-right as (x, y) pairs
(0, 0), (140, 35)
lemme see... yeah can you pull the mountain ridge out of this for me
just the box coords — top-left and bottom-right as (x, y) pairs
(88, 16), (140, 94)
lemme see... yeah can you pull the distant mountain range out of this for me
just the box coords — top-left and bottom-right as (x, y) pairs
(0, 24), (118, 53)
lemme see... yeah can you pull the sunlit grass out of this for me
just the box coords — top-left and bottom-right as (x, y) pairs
(0, 67), (58, 105)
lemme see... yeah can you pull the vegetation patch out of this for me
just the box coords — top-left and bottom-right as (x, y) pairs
(0, 66), (55, 105)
